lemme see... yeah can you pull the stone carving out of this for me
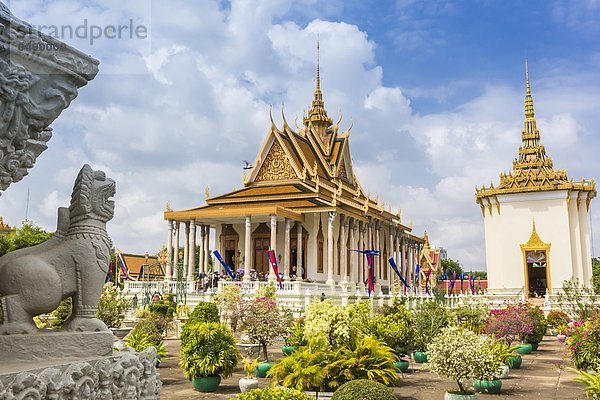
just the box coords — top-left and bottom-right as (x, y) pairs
(0, 1), (99, 193)
(0, 349), (161, 400)
(0, 164), (115, 334)
(255, 140), (296, 182)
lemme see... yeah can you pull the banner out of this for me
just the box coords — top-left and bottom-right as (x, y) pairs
(448, 271), (457, 293)
(105, 261), (113, 284)
(267, 250), (283, 289)
(425, 269), (432, 294)
(352, 250), (379, 296)
(388, 258), (410, 289)
(213, 250), (235, 279)
(470, 275), (476, 295)
(413, 264), (421, 294)
(116, 251), (132, 281)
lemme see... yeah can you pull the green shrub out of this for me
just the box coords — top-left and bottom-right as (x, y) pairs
(368, 304), (413, 357)
(51, 298), (73, 329)
(412, 301), (450, 351)
(179, 321), (239, 379)
(566, 315), (600, 372)
(235, 387), (311, 400)
(523, 305), (547, 343)
(125, 329), (167, 358)
(303, 300), (352, 350)
(149, 299), (176, 319)
(451, 303), (489, 334)
(332, 379), (397, 400)
(569, 368), (600, 399)
(547, 311), (569, 329)
(285, 317), (307, 347)
(188, 302), (219, 324)
(131, 312), (169, 346)
(97, 283), (131, 328)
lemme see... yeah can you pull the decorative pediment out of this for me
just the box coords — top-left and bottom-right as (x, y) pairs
(521, 220), (550, 250)
(254, 139), (298, 182)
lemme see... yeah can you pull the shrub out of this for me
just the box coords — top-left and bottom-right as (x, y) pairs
(451, 302), (489, 334)
(235, 387), (312, 400)
(96, 283), (131, 328)
(484, 303), (533, 344)
(489, 338), (520, 368)
(547, 311), (569, 329)
(214, 284), (243, 331)
(412, 301), (450, 351)
(565, 315), (600, 372)
(285, 317), (307, 347)
(125, 329), (167, 358)
(188, 302), (219, 324)
(239, 296), (291, 361)
(303, 300), (352, 351)
(558, 278), (600, 320)
(569, 368), (600, 399)
(179, 321), (239, 379)
(51, 298), (73, 329)
(332, 379), (397, 400)
(523, 305), (546, 344)
(428, 327), (502, 394)
(368, 305), (414, 357)
(131, 312), (169, 346)
(148, 298), (176, 319)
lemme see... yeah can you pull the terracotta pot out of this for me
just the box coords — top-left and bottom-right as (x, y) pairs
(192, 376), (221, 392)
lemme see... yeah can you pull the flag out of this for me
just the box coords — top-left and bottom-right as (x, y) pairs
(442, 271), (448, 281)
(448, 272), (457, 294)
(267, 250), (283, 289)
(425, 269), (432, 294)
(414, 264), (421, 294)
(105, 261), (113, 284)
(366, 253), (375, 296)
(388, 258), (410, 289)
(213, 250), (235, 279)
(460, 272), (465, 293)
(137, 264), (144, 281)
(116, 252), (132, 280)
(470, 275), (476, 295)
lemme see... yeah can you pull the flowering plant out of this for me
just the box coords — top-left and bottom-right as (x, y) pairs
(303, 300), (352, 350)
(484, 303), (534, 344)
(565, 315), (600, 372)
(428, 327), (502, 394)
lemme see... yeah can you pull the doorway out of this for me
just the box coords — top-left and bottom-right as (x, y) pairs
(526, 250), (548, 297)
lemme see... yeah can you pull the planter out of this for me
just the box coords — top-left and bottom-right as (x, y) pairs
(254, 362), (272, 378)
(282, 345), (298, 356)
(444, 391), (477, 400)
(474, 379), (502, 394)
(110, 327), (132, 340)
(528, 342), (539, 351)
(394, 360), (410, 373)
(557, 334), (567, 343)
(305, 392), (334, 399)
(496, 365), (509, 379)
(516, 343), (532, 355)
(238, 377), (259, 393)
(413, 351), (428, 363)
(507, 355), (522, 369)
(192, 376), (221, 392)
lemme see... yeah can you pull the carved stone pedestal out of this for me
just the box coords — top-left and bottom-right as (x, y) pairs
(0, 348), (161, 399)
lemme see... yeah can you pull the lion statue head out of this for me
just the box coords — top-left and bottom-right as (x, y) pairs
(69, 164), (116, 224)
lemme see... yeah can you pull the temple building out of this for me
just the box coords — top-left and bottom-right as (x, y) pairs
(476, 63), (596, 297)
(163, 54), (425, 294)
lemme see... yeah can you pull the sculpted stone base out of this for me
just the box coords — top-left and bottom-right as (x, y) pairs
(0, 331), (113, 362)
(0, 348), (161, 399)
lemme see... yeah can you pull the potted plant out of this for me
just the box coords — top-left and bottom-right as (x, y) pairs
(428, 327), (497, 399)
(484, 303), (534, 349)
(180, 321), (240, 392)
(412, 301), (450, 364)
(368, 305), (413, 373)
(489, 339), (518, 378)
(239, 357), (260, 393)
(546, 311), (569, 336)
(125, 329), (168, 366)
(472, 337), (504, 394)
(283, 318), (306, 356)
(522, 305), (546, 351)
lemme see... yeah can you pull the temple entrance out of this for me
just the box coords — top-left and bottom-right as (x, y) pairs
(254, 237), (270, 277)
(220, 224), (239, 271)
(526, 250), (548, 297)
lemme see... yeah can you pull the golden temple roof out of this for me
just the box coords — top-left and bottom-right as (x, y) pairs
(476, 62), (596, 205)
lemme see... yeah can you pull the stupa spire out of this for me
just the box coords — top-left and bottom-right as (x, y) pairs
(304, 37), (333, 139)
(524, 59), (535, 119)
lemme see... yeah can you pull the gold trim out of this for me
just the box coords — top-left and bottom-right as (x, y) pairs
(520, 220), (552, 296)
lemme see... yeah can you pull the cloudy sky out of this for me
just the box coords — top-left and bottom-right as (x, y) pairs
(2, 0), (600, 270)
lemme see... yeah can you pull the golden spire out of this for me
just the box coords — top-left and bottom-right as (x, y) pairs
(304, 37), (333, 138)
(524, 59), (535, 119)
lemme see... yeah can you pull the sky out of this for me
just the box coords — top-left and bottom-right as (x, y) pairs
(2, 0), (600, 270)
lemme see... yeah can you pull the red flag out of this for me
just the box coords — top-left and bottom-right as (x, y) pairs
(267, 250), (283, 289)
(366, 254), (375, 296)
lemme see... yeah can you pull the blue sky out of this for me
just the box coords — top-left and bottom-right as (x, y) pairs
(2, 0), (600, 270)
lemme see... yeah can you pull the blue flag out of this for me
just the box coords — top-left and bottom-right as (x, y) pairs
(389, 258), (410, 289)
(213, 250), (235, 279)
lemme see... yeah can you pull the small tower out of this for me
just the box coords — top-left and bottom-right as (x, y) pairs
(304, 39), (333, 146)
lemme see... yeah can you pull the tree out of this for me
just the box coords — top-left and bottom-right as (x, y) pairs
(441, 258), (462, 276)
(0, 220), (53, 256)
(592, 257), (600, 291)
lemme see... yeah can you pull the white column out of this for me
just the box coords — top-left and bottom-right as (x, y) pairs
(340, 215), (348, 283)
(183, 221), (190, 279)
(284, 218), (291, 280)
(296, 222), (303, 281)
(173, 222), (180, 280)
(270, 215), (277, 281)
(244, 216), (252, 282)
(166, 220), (173, 281)
(388, 228), (394, 291)
(359, 222), (365, 286)
(326, 212), (336, 286)
(204, 226), (210, 273)
(374, 221), (382, 293)
(349, 218), (357, 286)
(188, 221), (196, 281)
(199, 225), (205, 275)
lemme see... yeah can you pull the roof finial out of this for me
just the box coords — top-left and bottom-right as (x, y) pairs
(524, 59), (535, 119)
(316, 35), (320, 90)
(525, 59), (531, 96)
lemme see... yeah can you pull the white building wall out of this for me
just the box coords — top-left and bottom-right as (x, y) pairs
(568, 192), (583, 282)
(578, 193), (593, 284)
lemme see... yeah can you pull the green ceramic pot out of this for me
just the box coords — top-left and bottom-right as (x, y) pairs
(528, 342), (539, 351)
(393, 360), (410, 372)
(508, 355), (522, 369)
(474, 378), (502, 394)
(192, 376), (221, 392)
(516, 343), (532, 355)
(254, 362), (272, 378)
(413, 351), (428, 363)
(282, 345), (298, 356)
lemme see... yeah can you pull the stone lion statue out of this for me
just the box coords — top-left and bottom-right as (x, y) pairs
(0, 164), (115, 334)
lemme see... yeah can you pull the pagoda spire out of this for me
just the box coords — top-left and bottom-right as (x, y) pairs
(525, 59), (535, 119)
(305, 37), (333, 140)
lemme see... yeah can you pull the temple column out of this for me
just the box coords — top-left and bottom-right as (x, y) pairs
(204, 226), (210, 273)
(326, 211), (336, 287)
(188, 221), (196, 281)
(340, 215), (348, 284)
(270, 215), (277, 281)
(388, 228), (394, 292)
(166, 220), (173, 281)
(395, 231), (401, 292)
(199, 225), (205, 275)
(173, 222), (180, 280)
(284, 218), (291, 280)
(359, 222), (366, 287)
(401, 239), (407, 282)
(374, 221), (382, 293)
(244, 217), (252, 282)
(183, 221), (190, 280)
(349, 218), (357, 288)
(296, 222), (303, 281)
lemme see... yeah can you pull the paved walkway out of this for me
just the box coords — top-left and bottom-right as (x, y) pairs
(159, 335), (585, 399)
